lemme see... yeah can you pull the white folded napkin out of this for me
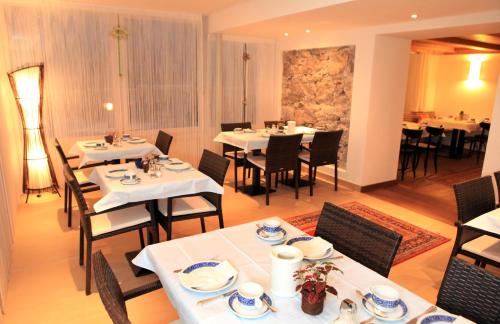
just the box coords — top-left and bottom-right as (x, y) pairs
(179, 261), (237, 290)
(293, 237), (333, 258)
(487, 210), (500, 227)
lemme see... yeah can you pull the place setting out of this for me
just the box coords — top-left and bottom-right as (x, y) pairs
(356, 284), (409, 322)
(255, 219), (287, 244)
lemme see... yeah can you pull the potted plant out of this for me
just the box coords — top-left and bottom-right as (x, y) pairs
(294, 261), (342, 315)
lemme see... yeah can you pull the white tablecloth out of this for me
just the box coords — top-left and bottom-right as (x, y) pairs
(213, 126), (316, 153)
(133, 218), (438, 324)
(88, 162), (223, 213)
(420, 118), (480, 133)
(69, 140), (162, 168)
(465, 208), (500, 238)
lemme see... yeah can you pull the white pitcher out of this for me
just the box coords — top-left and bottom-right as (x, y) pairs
(270, 245), (303, 297)
(287, 120), (296, 134)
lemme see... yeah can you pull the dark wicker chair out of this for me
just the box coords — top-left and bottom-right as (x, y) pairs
(157, 150), (230, 240)
(452, 176), (499, 267)
(400, 128), (423, 180)
(298, 130), (343, 195)
(155, 130), (173, 155)
(471, 121), (490, 163)
(93, 250), (162, 324)
(244, 134), (303, 205)
(495, 171), (500, 206)
(54, 138), (101, 227)
(420, 126), (444, 176)
(221, 122), (252, 192)
(64, 164), (153, 295)
(315, 202), (402, 277)
(436, 257), (500, 324)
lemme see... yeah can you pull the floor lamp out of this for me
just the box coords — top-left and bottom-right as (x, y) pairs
(7, 64), (59, 202)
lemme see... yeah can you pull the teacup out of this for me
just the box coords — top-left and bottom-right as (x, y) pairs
(159, 154), (169, 162)
(262, 219), (282, 237)
(369, 285), (400, 312)
(122, 133), (131, 140)
(124, 171), (137, 183)
(237, 282), (263, 310)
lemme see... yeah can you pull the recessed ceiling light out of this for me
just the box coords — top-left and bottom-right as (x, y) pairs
(305, 29), (311, 33)
(284, 32), (289, 37)
(410, 14), (418, 19)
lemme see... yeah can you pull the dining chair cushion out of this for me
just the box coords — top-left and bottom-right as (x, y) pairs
(158, 196), (216, 217)
(298, 151), (310, 163)
(74, 170), (92, 185)
(91, 205), (151, 236)
(246, 155), (266, 171)
(461, 236), (500, 263)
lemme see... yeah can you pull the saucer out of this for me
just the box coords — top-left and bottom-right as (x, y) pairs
(105, 168), (128, 179)
(228, 292), (272, 319)
(256, 227), (287, 242)
(417, 313), (457, 324)
(361, 293), (408, 321)
(120, 178), (141, 185)
(94, 146), (108, 150)
(128, 138), (146, 144)
(165, 162), (191, 171)
(286, 236), (334, 260)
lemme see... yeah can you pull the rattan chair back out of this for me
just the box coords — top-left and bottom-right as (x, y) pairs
(315, 202), (402, 277)
(265, 134), (303, 173)
(437, 257), (500, 324)
(198, 149), (230, 186)
(63, 164), (89, 213)
(155, 130), (173, 155)
(93, 250), (130, 324)
(54, 138), (70, 164)
(495, 171), (500, 201)
(309, 130), (343, 166)
(453, 176), (496, 224)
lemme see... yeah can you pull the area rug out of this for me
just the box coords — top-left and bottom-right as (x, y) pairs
(284, 201), (450, 265)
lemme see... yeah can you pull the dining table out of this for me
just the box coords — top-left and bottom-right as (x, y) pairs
(464, 208), (500, 239)
(89, 160), (224, 275)
(213, 126), (317, 195)
(69, 139), (162, 168)
(132, 218), (454, 324)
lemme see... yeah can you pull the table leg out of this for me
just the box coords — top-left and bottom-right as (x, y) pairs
(449, 129), (465, 159)
(238, 160), (276, 196)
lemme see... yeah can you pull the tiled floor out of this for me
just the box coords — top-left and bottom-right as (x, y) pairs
(1, 163), (472, 323)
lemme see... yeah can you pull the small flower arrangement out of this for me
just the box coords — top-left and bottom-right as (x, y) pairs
(294, 261), (342, 315)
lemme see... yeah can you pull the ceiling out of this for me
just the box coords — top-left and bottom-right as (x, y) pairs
(412, 34), (500, 54)
(62, 0), (243, 14)
(224, 0), (500, 38)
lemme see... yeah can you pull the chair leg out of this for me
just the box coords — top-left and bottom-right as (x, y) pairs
(200, 217), (206, 233)
(433, 149), (439, 174)
(242, 164), (247, 189)
(68, 188), (73, 227)
(64, 183), (68, 213)
(424, 147), (430, 176)
(166, 216), (173, 241)
(218, 210), (224, 229)
(294, 168), (299, 199)
(308, 164), (313, 196)
(234, 158), (238, 193)
(265, 173), (270, 206)
(313, 167), (317, 183)
(474, 259), (481, 266)
(79, 227), (84, 266)
(138, 228), (145, 249)
(85, 240), (92, 295)
(274, 172), (278, 188)
(334, 162), (338, 191)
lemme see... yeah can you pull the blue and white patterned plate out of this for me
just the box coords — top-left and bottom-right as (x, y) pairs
(179, 260), (237, 294)
(285, 236), (334, 260)
(228, 291), (272, 319)
(256, 227), (287, 242)
(417, 313), (457, 324)
(362, 293), (408, 321)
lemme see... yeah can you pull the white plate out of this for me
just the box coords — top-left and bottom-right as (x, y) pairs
(228, 292), (272, 319)
(361, 293), (408, 322)
(256, 227), (287, 242)
(94, 146), (108, 150)
(128, 138), (146, 144)
(416, 313), (457, 324)
(120, 178), (141, 185)
(83, 141), (98, 148)
(179, 260), (237, 294)
(286, 236), (334, 260)
(105, 168), (128, 179)
(165, 162), (191, 171)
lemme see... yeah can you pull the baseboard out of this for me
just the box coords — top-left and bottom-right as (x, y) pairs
(359, 180), (398, 192)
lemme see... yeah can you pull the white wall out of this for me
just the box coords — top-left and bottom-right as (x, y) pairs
(482, 74), (500, 200)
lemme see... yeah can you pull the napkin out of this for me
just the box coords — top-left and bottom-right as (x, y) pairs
(487, 210), (500, 227)
(293, 237), (333, 258)
(178, 261), (238, 290)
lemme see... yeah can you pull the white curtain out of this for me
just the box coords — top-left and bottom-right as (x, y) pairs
(405, 53), (436, 113)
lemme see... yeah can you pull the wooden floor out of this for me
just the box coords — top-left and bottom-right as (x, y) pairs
(0, 156), (489, 323)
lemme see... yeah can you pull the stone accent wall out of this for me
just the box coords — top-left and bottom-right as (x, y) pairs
(281, 45), (355, 167)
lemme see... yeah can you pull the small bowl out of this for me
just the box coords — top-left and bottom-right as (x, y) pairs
(262, 219), (282, 237)
(370, 285), (400, 312)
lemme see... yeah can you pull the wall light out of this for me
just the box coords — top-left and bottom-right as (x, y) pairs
(7, 65), (59, 202)
(104, 102), (113, 111)
(465, 54), (487, 89)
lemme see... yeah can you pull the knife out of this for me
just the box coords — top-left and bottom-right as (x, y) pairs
(406, 305), (437, 324)
(196, 289), (237, 305)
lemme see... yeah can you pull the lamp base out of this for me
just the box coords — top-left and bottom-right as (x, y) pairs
(25, 185), (60, 203)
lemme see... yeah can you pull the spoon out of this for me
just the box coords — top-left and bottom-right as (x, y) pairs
(256, 223), (270, 238)
(262, 298), (278, 313)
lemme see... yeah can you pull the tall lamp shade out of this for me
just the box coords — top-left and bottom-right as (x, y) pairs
(7, 65), (58, 201)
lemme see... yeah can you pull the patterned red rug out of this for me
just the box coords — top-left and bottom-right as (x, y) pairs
(284, 201), (450, 265)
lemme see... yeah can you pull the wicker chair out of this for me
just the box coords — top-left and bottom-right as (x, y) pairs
(155, 130), (173, 155)
(452, 176), (499, 267)
(298, 130), (343, 195)
(315, 202), (402, 277)
(244, 134), (303, 205)
(494, 171), (500, 205)
(93, 250), (162, 324)
(54, 138), (101, 227)
(221, 122), (252, 192)
(471, 121), (490, 163)
(436, 257), (500, 323)
(157, 150), (230, 240)
(64, 164), (153, 295)
(420, 126), (444, 176)
(400, 128), (423, 180)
